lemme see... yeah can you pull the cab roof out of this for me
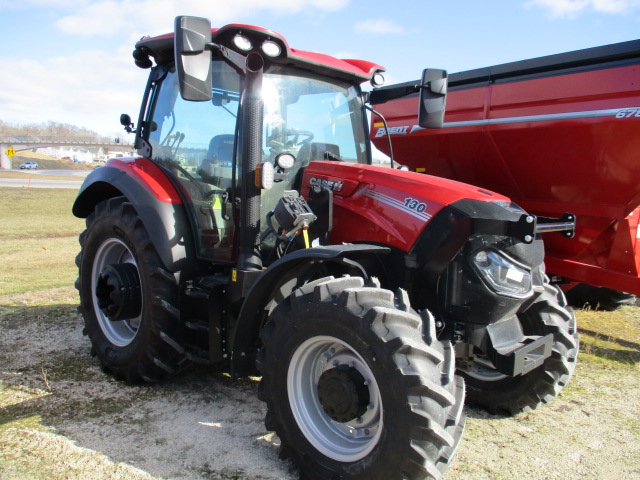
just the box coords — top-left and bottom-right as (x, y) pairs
(135, 23), (384, 82)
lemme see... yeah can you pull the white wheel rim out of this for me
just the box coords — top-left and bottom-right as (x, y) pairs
(287, 335), (383, 462)
(91, 238), (141, 347)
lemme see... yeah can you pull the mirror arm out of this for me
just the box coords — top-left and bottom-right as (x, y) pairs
(368, 84), (420, 105)
(365, 105), (395, 169)
(206, 42), (247, 75)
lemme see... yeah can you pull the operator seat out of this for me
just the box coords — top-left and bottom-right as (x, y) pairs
(194, 134), (236, 252)
(292, 142), (341, 190)
(198, 134), (235, 188)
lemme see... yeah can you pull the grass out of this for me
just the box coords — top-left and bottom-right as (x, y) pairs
(574, 306), (640, 368)
(0, 188), (85, 295)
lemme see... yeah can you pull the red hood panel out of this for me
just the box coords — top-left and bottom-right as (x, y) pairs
(301, 162), (510, 252)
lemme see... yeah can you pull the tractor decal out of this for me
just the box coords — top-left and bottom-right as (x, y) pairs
(361, 188), (432, 222)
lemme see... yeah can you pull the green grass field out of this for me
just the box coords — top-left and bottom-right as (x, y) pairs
(0, 188), (85, 295)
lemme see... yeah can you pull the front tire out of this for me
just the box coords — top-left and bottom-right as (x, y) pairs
(75, 197), (187, 383)
(257, 276), (465, 480)
(461, 277), (579, 415)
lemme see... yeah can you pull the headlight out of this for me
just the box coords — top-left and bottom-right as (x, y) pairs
(233, 34), (253, 52)
(471, 249), (533, 298)
(275, 153), (295, 170)
(261, 40), (281, 57)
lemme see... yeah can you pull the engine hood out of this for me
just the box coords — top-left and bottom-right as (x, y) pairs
(300, 161), (514, 252)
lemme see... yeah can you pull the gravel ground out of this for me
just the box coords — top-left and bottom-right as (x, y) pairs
(1, 287), (639, 480)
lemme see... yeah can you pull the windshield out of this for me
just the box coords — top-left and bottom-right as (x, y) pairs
(262, 67), (369, 168)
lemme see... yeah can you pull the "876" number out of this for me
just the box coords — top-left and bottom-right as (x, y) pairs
(615, 108), (640, 118)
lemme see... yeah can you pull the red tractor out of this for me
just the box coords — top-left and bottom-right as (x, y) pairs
(73, 16), (578, 480)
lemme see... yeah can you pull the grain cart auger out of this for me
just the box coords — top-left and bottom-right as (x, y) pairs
(73, 15), (577, 480)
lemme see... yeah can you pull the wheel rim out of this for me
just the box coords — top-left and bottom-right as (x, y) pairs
(91, 238), (142, 347)
(287, 336), (383, 462)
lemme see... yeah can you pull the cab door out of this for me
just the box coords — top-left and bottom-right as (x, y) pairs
(147, 61), (242, 264)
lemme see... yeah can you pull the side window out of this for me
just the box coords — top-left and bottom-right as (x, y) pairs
(148, 62), (241, 262)
(150, 67), (240, 185)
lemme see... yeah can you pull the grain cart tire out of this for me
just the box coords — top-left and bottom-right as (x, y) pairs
(75, 196), (186, 383)
(462, 276), (579, 415)
(566, 283), (636, 311)
(257, 276), (465, 480)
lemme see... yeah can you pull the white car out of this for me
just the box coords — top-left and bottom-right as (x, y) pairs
(19, 161), (38, 169)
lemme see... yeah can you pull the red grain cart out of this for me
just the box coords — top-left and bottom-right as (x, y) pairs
(371, 40), (640, 307)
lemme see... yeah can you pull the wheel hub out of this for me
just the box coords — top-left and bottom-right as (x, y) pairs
(317, 365), (370, 423)
(95, 263), (142, 321)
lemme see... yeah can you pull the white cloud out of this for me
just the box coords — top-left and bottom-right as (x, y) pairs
(524, 0), (640, 18)
(0, 0), (87, 8)
(0, 0), (353, 135)
(355, 18), (406, 34)
(53, 0), (350, 39)
(0, 47), (146, 136)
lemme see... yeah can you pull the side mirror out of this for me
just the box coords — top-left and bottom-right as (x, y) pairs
(174, 16), (213, 101)
(418, 68), (448, 129)
(120, 113), (134, 133)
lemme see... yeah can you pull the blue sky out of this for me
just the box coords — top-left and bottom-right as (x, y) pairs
(1, 0), (640, 138)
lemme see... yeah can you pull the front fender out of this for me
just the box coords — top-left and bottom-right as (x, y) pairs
(229, 243), (389, 378)
(72, 158), (193, 274)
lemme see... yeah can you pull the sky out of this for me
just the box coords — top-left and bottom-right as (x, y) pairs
(1, 0), (640, 139)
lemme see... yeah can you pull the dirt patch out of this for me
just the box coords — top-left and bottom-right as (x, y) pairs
(1, 288), (639, 480)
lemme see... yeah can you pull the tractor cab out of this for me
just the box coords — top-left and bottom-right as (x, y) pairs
(142, 57), (369, 265)
(129, 20), (377, 268)
(127, 17), (445, 270)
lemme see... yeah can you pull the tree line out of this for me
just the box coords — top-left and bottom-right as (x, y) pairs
(0, 120), (110, 141)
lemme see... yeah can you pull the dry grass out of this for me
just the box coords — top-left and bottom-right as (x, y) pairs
(575, 305), (640, 367)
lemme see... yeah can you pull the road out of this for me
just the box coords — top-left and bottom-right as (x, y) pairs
(0, 169), (90, 189)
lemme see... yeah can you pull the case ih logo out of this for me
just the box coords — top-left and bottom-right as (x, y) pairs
(375, 126), (410, 138)
(310, 177), (344, 192)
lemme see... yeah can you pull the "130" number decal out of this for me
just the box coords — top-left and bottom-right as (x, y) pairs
(404, 197), (427, 213)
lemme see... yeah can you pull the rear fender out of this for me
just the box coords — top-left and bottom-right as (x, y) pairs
(229, 244), (389, 377)
(72, 158), (192, 274)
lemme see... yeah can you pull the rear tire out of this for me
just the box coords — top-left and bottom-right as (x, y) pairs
(461, 277), (579, 415)
(257, 276), (465, 480)
(75, 197), (187, 383)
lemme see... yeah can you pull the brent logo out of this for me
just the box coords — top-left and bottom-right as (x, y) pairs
(374, 125), (410, 137)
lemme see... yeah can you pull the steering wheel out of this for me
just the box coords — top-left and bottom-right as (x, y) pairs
(268, 128), (314, 150)
(285, 128), (314, 147)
